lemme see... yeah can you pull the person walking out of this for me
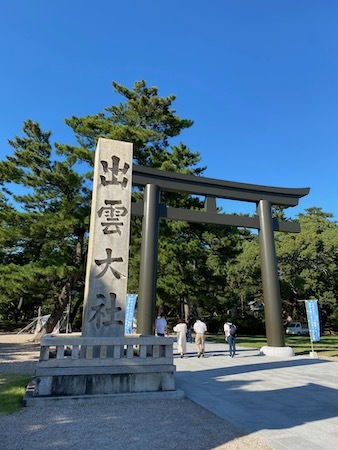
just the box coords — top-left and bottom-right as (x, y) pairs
(193, 318), (207, 357)
(224, 320), (237, 357)
(173, 318), (187, 358)
(155, 313), (167, 336)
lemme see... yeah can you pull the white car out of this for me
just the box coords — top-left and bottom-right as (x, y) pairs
(285, 322), (309, 336)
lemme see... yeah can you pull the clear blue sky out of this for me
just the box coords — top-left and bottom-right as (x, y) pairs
(1, 1), (338, 219)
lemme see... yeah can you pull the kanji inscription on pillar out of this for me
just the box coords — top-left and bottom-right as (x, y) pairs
(82, 139), (133, 337)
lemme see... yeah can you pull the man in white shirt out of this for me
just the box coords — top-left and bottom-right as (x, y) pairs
(155, 313), (167, 336)
(193, 318), (207, 357)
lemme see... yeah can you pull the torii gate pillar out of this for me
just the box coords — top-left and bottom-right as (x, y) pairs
(137, 184), (160, 335)
(257, 200), (284, 347)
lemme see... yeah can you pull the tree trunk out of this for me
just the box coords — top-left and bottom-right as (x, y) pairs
(14, 296), (24, 322)
(33, 231), (85, 341)
(33, 283), (71, 341)
(183, 298), (190, 323)
(70, 293), (84, 327)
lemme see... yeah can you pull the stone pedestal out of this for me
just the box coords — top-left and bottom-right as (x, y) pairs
(28, 334), (178, 401)
(260, 345), (295, 357)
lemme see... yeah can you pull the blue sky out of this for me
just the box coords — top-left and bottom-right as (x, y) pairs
(1, 1), (338, 219)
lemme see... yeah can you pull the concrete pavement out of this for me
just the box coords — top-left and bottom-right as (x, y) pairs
(1, 334), (338, 449)
(0, 334), (269, 450)
(174, 341), (338, 449)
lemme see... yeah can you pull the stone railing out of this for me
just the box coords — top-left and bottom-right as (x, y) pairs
(34, 334), (176, 396)
(38, 334), (174, 370)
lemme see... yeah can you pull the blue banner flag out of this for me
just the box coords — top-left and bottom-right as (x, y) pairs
(125, 294), (137, 335)
(305, 300), (320, 342)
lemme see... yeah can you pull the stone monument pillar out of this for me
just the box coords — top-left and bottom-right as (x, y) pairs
(27, 139), (179, 401)
(82, 138), (133, 337)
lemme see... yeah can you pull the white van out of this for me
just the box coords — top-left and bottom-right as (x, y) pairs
(285, 322), (309, 336)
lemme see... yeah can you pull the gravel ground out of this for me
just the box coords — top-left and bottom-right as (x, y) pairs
(0, 333), (271, 450)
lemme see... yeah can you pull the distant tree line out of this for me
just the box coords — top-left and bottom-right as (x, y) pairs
(1, 80), (338, 335)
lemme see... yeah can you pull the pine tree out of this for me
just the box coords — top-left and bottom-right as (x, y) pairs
(0, 120), (89, 333)
(0, 80), (251, 333)
(58, 80), (211, 317)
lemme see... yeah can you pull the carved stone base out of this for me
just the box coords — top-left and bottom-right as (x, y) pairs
(27, 334), (180, 401)
(260, 345), (295, 357)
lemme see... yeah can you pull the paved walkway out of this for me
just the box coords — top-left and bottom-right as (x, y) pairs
(175, 341), (338, 449)
(0, 334), (267, 450)
(1, 334), (338, 449)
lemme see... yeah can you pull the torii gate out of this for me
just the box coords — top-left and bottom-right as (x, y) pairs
(131, 165), (309, 355)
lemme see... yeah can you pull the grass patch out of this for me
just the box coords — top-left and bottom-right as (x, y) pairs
(0, 373), (31, 416)
(284, 335), (338, 358)
(206, 334), (338, 359)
